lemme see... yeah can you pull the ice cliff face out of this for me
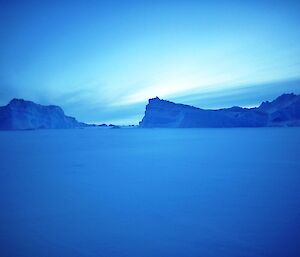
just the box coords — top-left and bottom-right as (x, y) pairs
(257, 93), (300, 126)
(0, 99), (87, 130)
(139, 94), (300, 128)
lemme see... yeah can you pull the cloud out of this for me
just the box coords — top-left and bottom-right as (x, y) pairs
(170, 78), (300, 109)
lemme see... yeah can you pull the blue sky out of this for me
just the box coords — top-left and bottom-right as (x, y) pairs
(1, 0), (300, 124)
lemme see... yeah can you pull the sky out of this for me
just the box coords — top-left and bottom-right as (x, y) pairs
(0, 0), (300, 124)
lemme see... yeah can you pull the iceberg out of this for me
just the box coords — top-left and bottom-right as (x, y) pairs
(0, 98), (87, 130)
(139, 93), (300, 127)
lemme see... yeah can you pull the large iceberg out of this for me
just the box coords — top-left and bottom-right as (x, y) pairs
(0, 98), (87, 130)
(139, 93), (300, 128)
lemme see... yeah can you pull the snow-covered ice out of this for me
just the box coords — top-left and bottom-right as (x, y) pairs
(1, 128), (300, 257)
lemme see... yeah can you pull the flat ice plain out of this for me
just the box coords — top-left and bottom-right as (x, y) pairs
(1, 128), (300, 257)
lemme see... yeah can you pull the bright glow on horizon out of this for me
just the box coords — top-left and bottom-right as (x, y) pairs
(1, 1), (300, 124)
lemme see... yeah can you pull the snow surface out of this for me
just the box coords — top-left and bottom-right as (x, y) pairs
(1, 128), (300, 257)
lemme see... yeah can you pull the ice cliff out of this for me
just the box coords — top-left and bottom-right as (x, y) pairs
(139, 93), (300, 128)
(0, 99), (87, 130)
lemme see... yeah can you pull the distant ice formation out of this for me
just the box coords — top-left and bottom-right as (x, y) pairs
(1, 93), (299, 130)
(0, 99), (87, 130)
(139, 93), (300, 127)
